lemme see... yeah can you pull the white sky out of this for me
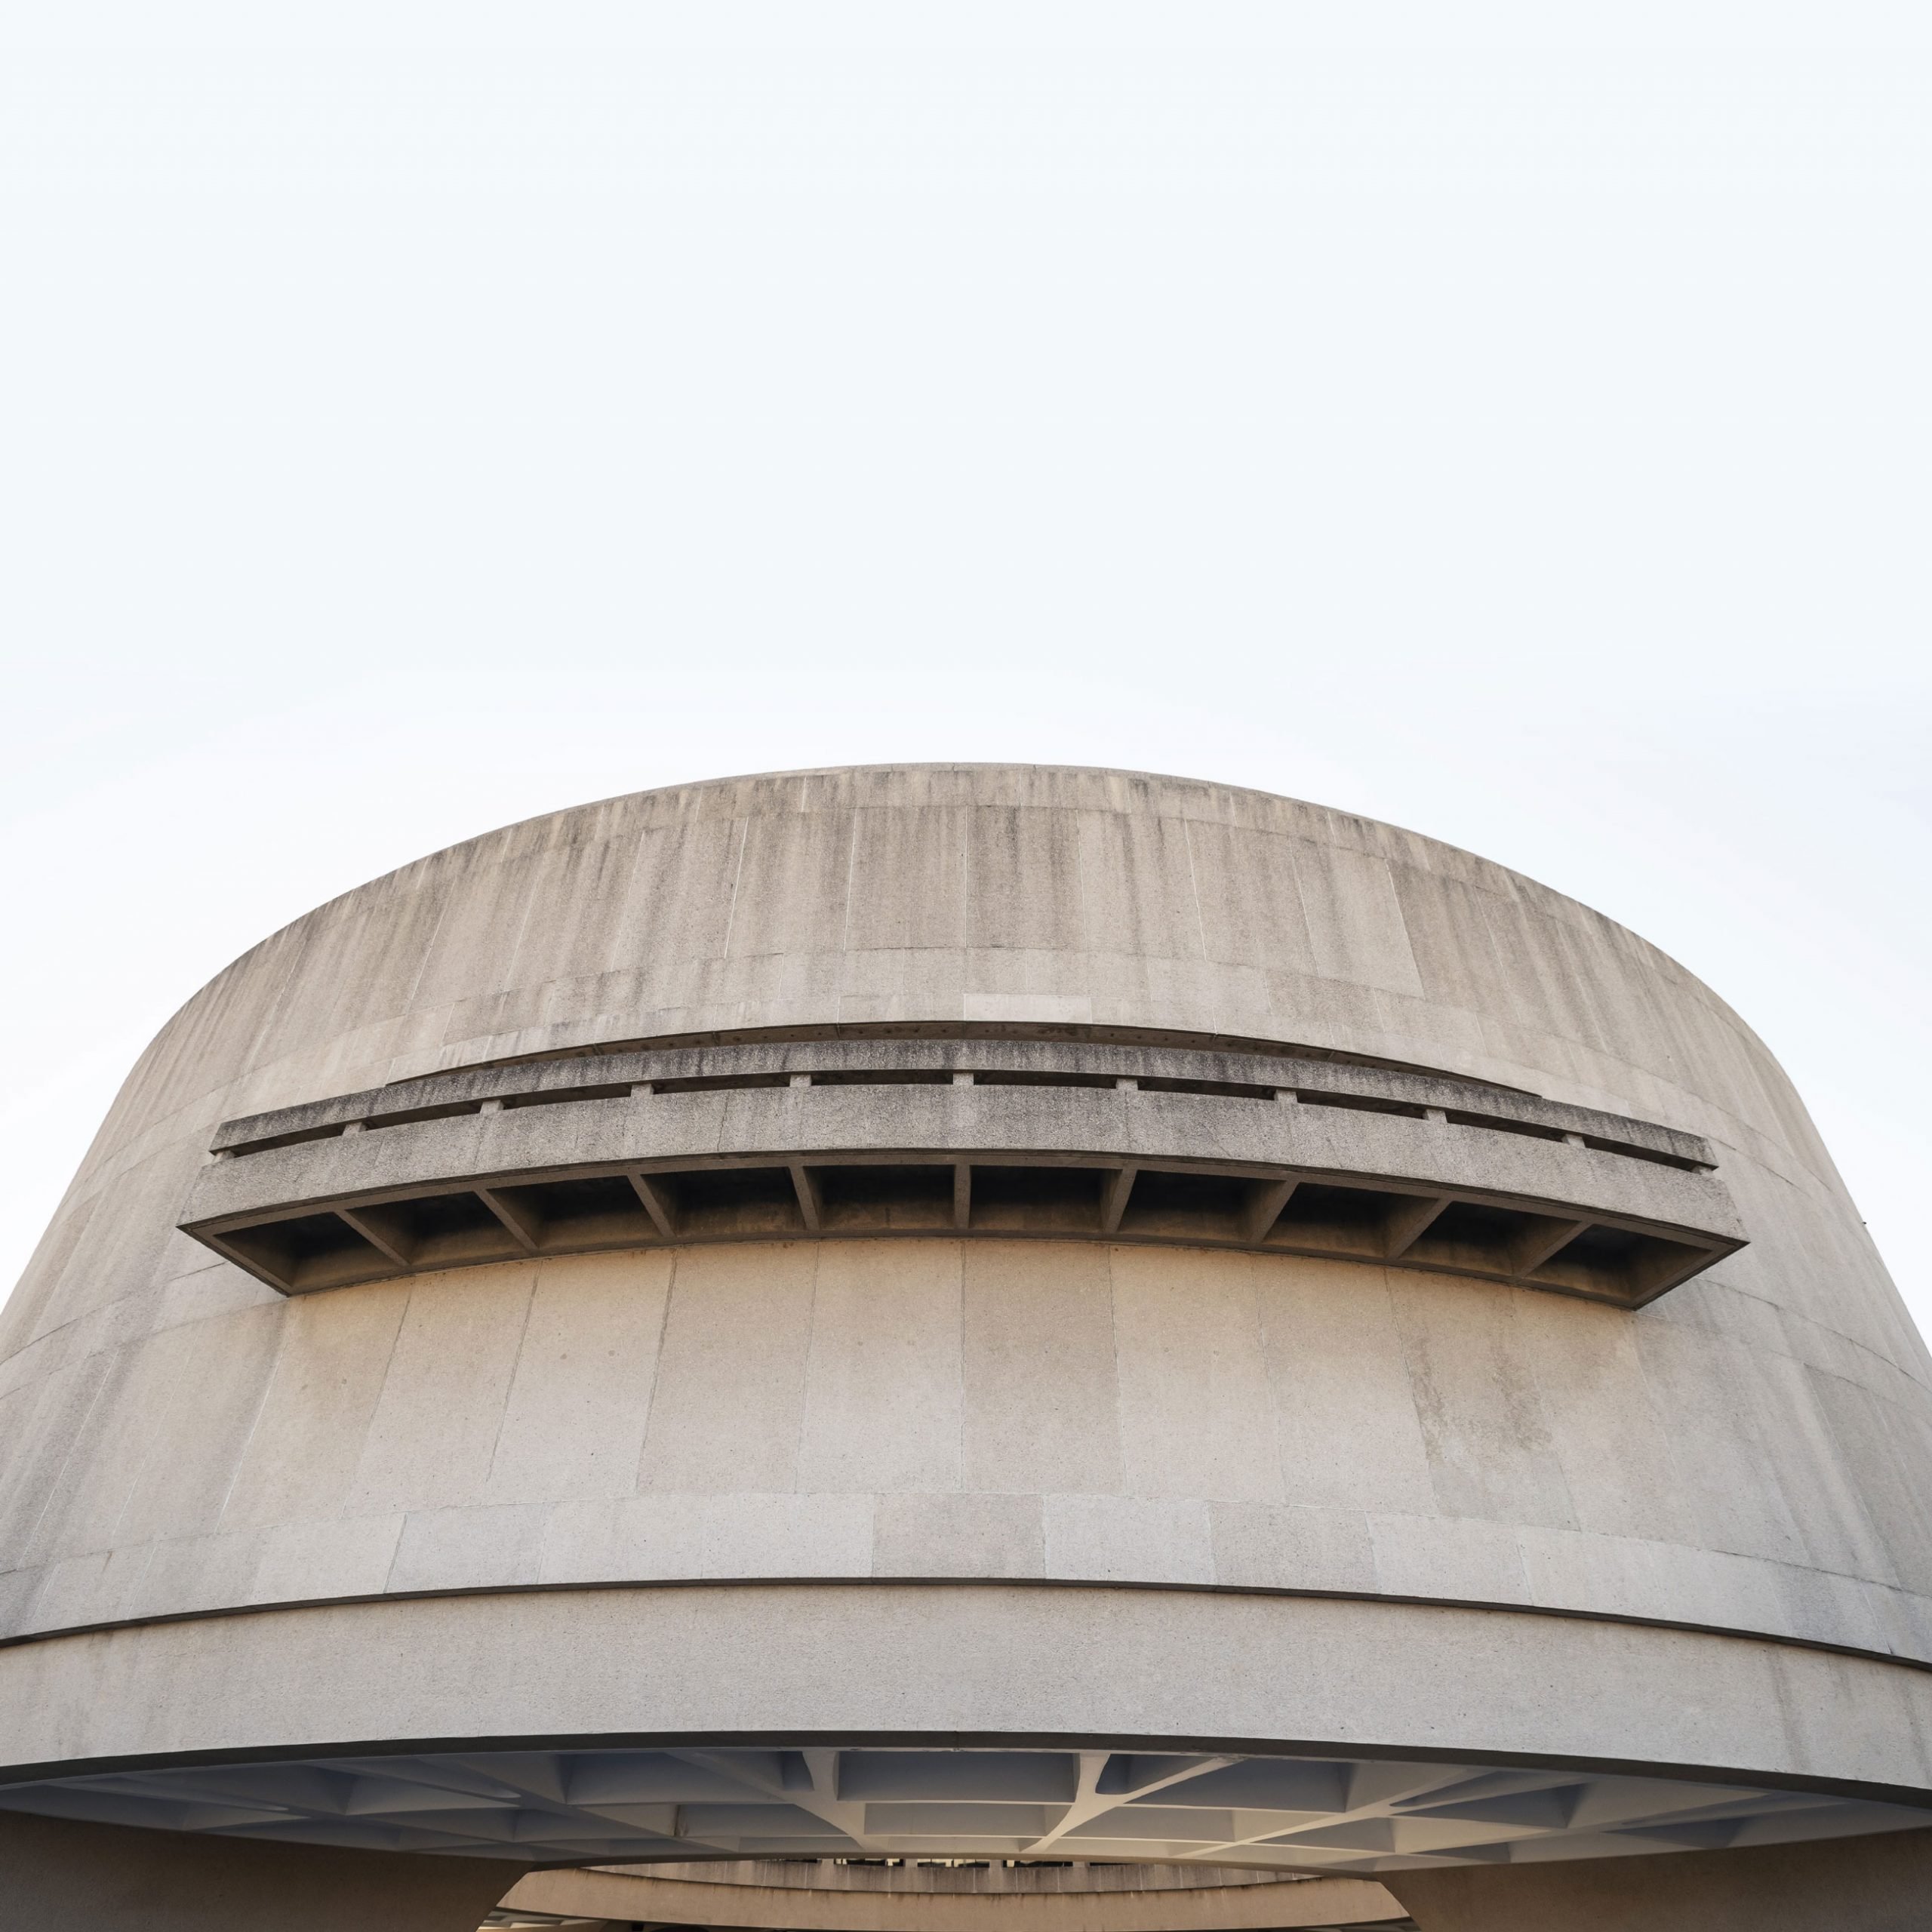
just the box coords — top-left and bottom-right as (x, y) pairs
(1, 4), (1927, 1337)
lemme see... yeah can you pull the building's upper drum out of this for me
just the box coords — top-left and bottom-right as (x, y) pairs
(1, 761), (1927, 1687)
(8, 762), (1895, 1357)
(94, 763), (1820, 1152)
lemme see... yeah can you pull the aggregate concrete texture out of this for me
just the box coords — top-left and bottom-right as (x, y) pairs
(0, 765), (1929, 1900)
(6, 1585), (1932, 1802)
(181, 1057), (1742, 1288)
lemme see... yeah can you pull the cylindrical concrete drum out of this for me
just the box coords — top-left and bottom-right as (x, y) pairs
(2, 765), (1927, 1931)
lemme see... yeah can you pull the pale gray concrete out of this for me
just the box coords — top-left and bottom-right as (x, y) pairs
(211, 1037), (1715, 1162)
(0, 766), (1927, 1918)
(177, 1038), (1742, 1304)
(2, 1239), (1924, 1660)
(2, 1586), (1930, 1818)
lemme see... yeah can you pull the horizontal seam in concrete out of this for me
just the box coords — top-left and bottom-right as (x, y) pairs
(2, 1573), (1928, 1675)
(429, 1020), (1543, 1093)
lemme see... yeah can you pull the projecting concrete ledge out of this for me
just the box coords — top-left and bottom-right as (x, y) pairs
(180, 1041), (1743, 1308)
(5, 1586), (1932, 1807)
(211, 1038), (1712, 1166)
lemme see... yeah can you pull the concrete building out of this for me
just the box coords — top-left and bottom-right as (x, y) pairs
(1, 763), (1928, 1930)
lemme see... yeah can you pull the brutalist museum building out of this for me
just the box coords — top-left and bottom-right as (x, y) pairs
(2, 765), (1928, 1931)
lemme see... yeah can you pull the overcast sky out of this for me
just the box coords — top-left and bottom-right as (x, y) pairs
(2, 3), (1927, 1338)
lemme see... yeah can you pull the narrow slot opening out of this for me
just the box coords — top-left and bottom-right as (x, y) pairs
(809, 1069), (953, 1087)
(503, 1083), (632, 1109)
(1134, 1076), (1276, 1101)
(1294, 1091), (1428, 1120)
(1580, 1136), (1704, 1172)
(363, 1100), (486, 1132)
(971, 1070), (1119, 1090)
(220, 1122), (352, 1159)
(1443, 1109), (1566, 1143)
(650, 1072), (794, 1096)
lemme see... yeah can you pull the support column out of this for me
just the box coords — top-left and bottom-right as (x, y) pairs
(1384, 1826), (1932, 1932)
(0, 1810), (524, 1932)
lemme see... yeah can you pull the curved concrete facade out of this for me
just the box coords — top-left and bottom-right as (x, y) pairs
(2, 764), (1929, 1919)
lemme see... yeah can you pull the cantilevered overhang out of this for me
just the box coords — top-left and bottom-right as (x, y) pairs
(180, 1040), (1744, 1309)
(5, 1740), (1921, 1873)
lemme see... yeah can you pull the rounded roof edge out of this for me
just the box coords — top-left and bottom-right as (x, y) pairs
(168, 760), (1778, 1075)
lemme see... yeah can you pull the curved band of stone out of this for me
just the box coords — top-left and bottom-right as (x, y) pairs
(182, 1040), (1743, 1307)
(4, 1586), (1930, 1870)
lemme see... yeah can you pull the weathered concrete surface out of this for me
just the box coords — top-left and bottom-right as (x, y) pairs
(0, 765), (1927, 1909)
(181, 1057), (1740, 1272)
(5, 1586), (1932, 1805)
(1383, 1824), (1932, 1930)
(0, 1808), (521, 1931)
(500, 1861), (1408, 1929)
(0, 1239), (1920, 1658)
(1, 770), (1924, 1667)
(211, 1035), (1716, 1165)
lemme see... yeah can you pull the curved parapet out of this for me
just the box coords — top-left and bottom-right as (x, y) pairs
(183, 1038), (1742, 1308)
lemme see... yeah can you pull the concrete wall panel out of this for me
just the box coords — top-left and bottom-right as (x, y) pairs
(484, 1250), (672, 1506)
(798, 1242), (963, 1495)
(1255, 1257), (1437, 1516)
(1108, 1247), (1279, 1506)
(961, 1241), (1124, 1497)
(218, 1281), (410, 1531)
(639, 1243), (819, 1494)
(346, 1266), (536, 1515)
(1385, 1274), (1577, 1531)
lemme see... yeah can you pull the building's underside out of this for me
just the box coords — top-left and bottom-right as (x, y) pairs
(4, 1742), (1925, 1872)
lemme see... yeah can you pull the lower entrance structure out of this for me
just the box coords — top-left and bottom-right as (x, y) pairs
(2, 766), (1928, 1929)
(493, 1857), (1415, 1932)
